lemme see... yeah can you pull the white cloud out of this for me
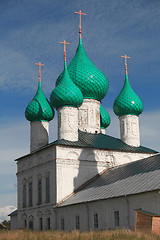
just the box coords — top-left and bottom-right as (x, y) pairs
(0, 205), (16, 223)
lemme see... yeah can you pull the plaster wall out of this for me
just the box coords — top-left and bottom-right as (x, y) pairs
(16, 144), (154, 230)
(78, 99), (101, 134)
(17, 146), (56, 214)
(17, 205), (55, 230)
(10, 215), (18, 230)
(101, 128), (106, 134)
(57, 191), (160, 231)
(58, 107), (78, 141)
(119, 115), (140, 147)
(30, 121), (49, 152)
(55, 145), (153, 202)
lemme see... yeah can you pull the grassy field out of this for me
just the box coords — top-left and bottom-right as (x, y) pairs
(0, 230), (160, 240)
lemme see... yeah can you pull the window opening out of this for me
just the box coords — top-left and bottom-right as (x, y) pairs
(94, 213), (98, 229)
(114, 210), (120, 227)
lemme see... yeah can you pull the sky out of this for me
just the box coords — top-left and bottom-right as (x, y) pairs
(0, 0), (160, 221)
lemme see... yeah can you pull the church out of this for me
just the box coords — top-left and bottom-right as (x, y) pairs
(9, 11), (160, 231)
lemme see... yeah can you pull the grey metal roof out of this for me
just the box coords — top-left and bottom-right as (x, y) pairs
(59, 154), (160, 207)
(15, 131), (157, 161)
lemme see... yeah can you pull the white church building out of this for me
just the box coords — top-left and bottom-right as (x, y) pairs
(9, 11), (160, 231)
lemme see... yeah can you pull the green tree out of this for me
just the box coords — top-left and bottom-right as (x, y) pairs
(1, 220), (10, 230)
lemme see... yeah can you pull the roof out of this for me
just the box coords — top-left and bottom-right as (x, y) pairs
(113, 73), (143, 116)
(54, 130), (157, 153)
(50, 61), (83, 109)
(100, 105), (110, 129)
(15, 130), (157, 161)
(134, 209), (160, 217)
(25, 81), (54, 122)
(8, 209), (17, 216)
(56, 38), (108, 101)
(58, 153), (160, 207)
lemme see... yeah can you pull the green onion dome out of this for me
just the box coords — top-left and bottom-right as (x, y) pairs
(50, 61), (83, 109)
(113, 73), (143, 117)
(100, 105), (111, 129)
(25, 81), (54, 122)
(56, 38), (108, 101)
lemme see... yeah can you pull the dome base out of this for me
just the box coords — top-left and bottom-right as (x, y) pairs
(30, 121), (49, 152)
(78, 99), (101, 134)
(58, 106), (78, 141)
(119, 115), (140, 147)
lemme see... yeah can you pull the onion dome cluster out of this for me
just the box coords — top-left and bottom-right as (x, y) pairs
(50, 61), (83, 109)
(100, 105), (111, 129)
(113, 74), (143, 117)
(25, 81), (54, 122)
(56, 38), (108, 101)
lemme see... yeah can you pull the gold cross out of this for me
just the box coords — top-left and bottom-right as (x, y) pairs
(60, 40), (70, 61)
(35, 62), (44, 82)
(121, 54), (130, 74)
(74, 10), (86, 38)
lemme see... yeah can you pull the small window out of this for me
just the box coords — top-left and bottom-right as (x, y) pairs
(39, 218), (43, 230)
(75, 215), (80, 230)
(24, 220), (27, 228)
(38, 179), (42, 204)
(46, 176), (50, 203)
(94, 213), (98, 229)
(29, 221), (33, 230)
(47, 218), (50, 230)
(61, 218), (65, 231)
(114, 210), (120, 227)
(23, 184), (26, 208)
(29, 182), (32, 206)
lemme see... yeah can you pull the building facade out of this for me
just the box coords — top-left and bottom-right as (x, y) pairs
(10, 12), (159, 231)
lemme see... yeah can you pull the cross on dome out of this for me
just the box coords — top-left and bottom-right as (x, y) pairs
(60, 40), (70, 61)
(74, 10), (86, 38)
(121, 54), (130, 75)
(35, 62), (44, 82)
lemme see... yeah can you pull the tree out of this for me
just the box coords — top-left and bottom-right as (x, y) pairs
(1, 220), (10, 230)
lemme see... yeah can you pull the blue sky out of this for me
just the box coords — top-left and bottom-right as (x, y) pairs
(0, 0), (160, 219)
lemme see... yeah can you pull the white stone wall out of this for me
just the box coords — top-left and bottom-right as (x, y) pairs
(78, 99), (101, 134)
(56, 191), (160, 231)
(101, 128), (106, 134)
(17, 146), (56, 222)
(16, 189), (160, 230)
(16, 143), (154, 230)
(17, 205), (55, 230)
(30, 121), (49, 152)
(119, 115), (140, 147)
(55, 145), (153, 203)
(58, 107), (78, 141)
(10, 215), (18, 230)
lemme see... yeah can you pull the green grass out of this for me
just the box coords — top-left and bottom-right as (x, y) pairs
(0, 230), (160, 240)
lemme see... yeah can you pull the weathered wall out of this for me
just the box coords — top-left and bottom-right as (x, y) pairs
(119, 115), (140, 147)
(30, 121), (49, 152)
(56, 191), (160, 231)
(78, 99), (101, 134)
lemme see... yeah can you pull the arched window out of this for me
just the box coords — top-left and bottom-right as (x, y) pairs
(23, 183), (26, 208)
